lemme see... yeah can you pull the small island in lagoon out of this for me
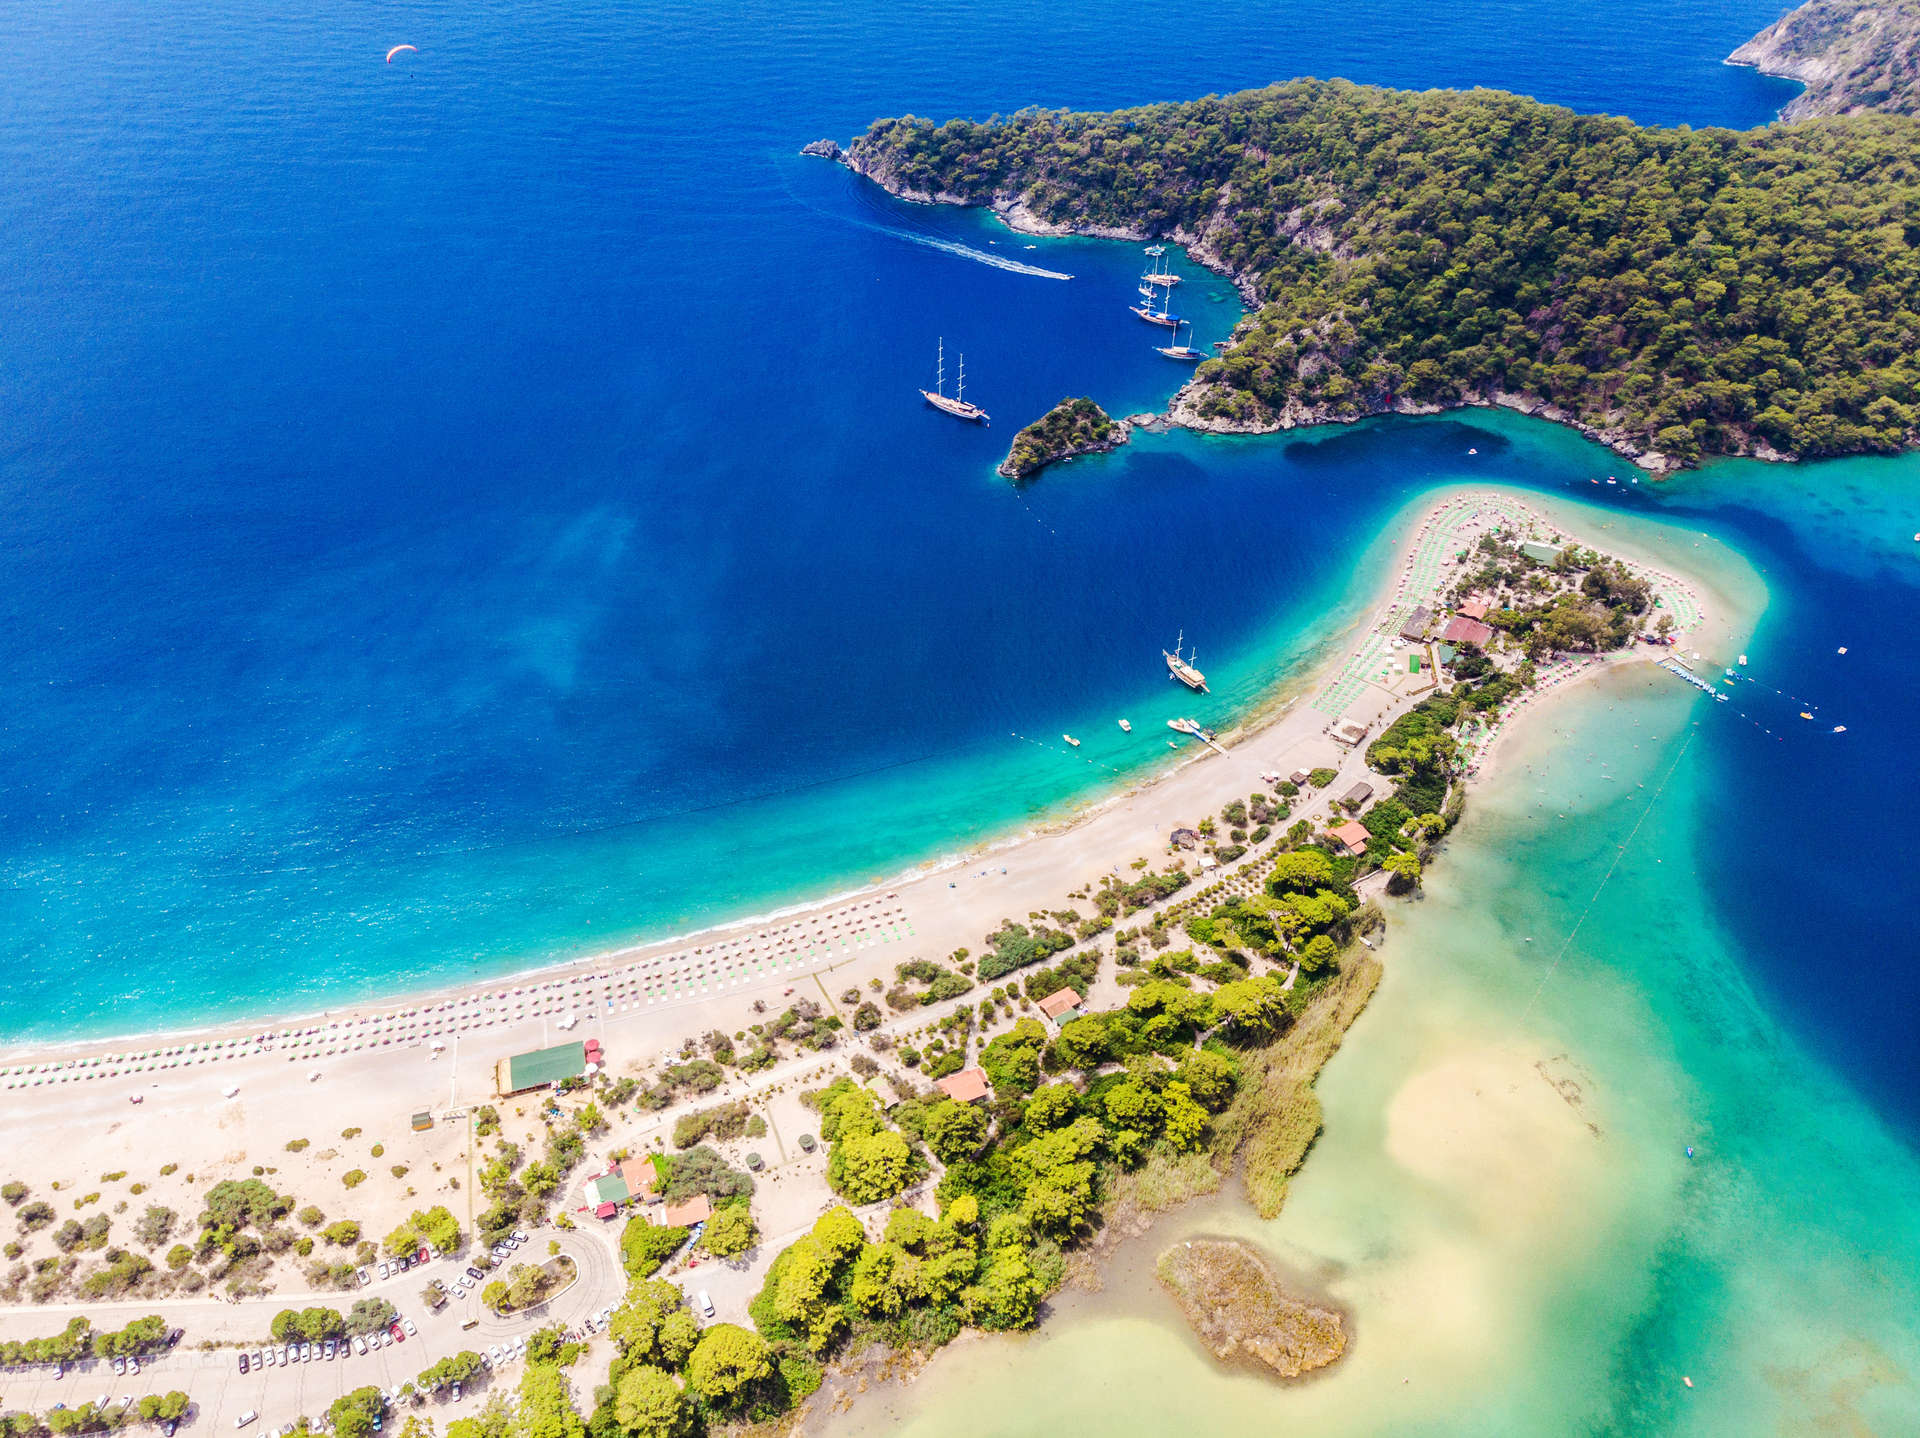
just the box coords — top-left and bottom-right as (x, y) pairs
(1156, 1236), (1348, 1379)
(997, 396), (1129, 480)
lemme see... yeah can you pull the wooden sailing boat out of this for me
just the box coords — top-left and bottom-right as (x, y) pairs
(1164, 629), (1208, 692)
(1154, 319), (1203, 360)
(1129, 281), (1180, 328)
(919, 337), (988, 422)
(1141, 243), (1182, 288)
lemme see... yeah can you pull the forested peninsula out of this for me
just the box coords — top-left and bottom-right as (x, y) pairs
(844, 79), (1920, 470)
(1731, 0), (1920, 119)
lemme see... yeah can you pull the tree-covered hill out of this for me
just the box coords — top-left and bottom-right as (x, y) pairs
(847, 80), (1920, 468)
(998, 397), (1127, 480)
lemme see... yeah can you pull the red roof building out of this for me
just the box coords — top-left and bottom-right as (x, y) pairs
(1035, 989), (1083, 1025)
(662, 1194), (712, 1228)
(1440, 616), (1495, 648)
(1328, 820), (1372, 855)
(936, 1067), (992, 1104)
(1457, 599), (1489, 620)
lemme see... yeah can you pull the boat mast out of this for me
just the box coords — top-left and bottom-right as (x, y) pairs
(957, 353), (966, 405)
(936, 337), (945, 398)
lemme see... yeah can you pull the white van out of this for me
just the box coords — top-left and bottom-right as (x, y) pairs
(235, 1412), (258, 1430)
(696, 1291), (715, 1318)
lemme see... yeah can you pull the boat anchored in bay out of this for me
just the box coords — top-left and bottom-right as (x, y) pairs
(1130, 281), (1181, 329)
(1164, 630), (1208, 692)
(920, 337), (988, 423)
(1155, 319), (1203, 360)
(1140, 244), (1182, 288)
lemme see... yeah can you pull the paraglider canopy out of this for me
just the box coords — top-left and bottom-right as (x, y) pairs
(385, 44), (417, 63)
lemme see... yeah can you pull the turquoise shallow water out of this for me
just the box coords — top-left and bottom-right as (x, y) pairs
(835, 494), (1920, 1434)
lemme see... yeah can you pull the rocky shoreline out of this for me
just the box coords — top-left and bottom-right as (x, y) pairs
(1728, 0), (1920, 120)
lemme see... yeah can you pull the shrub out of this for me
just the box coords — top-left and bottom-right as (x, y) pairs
(342, 1171), (367, 1189)
(620, 1221), (688, 1279)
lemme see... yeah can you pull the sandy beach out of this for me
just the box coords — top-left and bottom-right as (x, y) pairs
(0, 489), (1739, 1350)
(0, 488), (1738, 1119)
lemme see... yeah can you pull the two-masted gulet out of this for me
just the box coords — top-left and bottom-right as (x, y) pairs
(1140, 244), (1183, 288)
(1155, 319), (1203, 361)
(1129, 280), (1181, 328)
(920, 337), (988, 423)
(1164, 629), (1208, 692)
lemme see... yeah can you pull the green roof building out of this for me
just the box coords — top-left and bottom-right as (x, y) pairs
(494, 1040), (588, 1097)
(1521, 541), (1564, 565)
(585, 1174), (631, 1209)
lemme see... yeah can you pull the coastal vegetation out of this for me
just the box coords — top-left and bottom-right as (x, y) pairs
(849, 79), (1920, 467)
(997, 397), (1128, 480)
(1155, 1237), (1346, 1378)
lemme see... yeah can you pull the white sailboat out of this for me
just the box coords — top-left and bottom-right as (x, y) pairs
(1141, 243), (1182, 288)
(919, 337), (988, 423)
(1155, 319), (1203, 360)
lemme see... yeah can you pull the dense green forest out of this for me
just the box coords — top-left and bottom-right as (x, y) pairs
(850, 80), (1920, 466)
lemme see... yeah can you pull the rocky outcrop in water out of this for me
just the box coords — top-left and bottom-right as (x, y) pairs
(998, 398), (1129, 480)
(800, 138), (845, 161)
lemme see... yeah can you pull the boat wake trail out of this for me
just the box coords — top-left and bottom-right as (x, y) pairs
(784, 176), (1073, 280)
(889, 229), (1072, 280)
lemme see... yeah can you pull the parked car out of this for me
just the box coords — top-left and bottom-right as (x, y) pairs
(510, 1230), (528, 1243)
(353, 1336), (368, 1357)
(163, 1422), (178, 1437)
(581, 1317), (596, 1334)
(323, 1340), (336, 1360)
(401, 1318), (416, 1337)
(696, 1291), (715, 1318)
(465, 1267), (483, 1281)
(377, 1261), (391, 1280)
(252, 1352), (264, 1370)
(357, 1267), (371, 1287)
(388, 1322), (404, 1344)
(238, 1354), (250, 1374)
(450, 1383), (462, 1404)
(234, 1412), (257, 1429)
(167, 1329), (184, 1347)
(415, 1247), (428, 1265)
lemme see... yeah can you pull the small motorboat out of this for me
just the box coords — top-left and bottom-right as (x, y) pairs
(1063, 735), (1080, 748)
(1833, 725), (1847, 733)
(1117, 719), (1132, 732)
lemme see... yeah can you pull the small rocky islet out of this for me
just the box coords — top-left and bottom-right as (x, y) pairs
(996, 396), (1130, 480)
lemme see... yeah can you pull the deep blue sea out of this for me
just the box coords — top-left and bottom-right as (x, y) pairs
(11, 0), (1917, 1154)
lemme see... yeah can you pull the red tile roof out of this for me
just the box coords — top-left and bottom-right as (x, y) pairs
(662, 1194), (712, 1228)
(1457, 599), (1489, 620)
(1328, 820), (1372, 854)
(1035, 989), (1082, 1022)
(1440, 616), (1495, 647)
(936, 1067), (992, 1104)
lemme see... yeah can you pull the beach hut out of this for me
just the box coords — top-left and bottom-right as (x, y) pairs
(494, 1041), (589, 1097)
